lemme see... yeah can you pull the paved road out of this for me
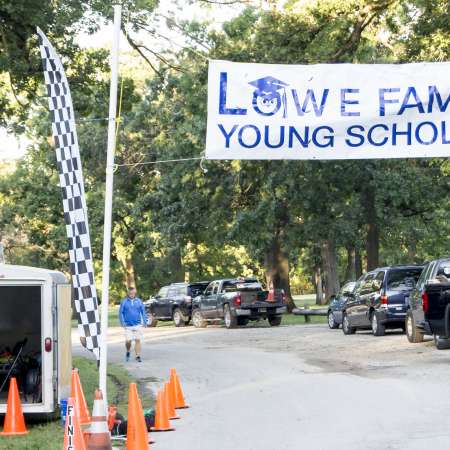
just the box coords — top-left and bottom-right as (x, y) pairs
(75, 324), (450, 450)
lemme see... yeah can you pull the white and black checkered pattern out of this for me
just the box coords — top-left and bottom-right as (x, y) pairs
(37, 28), (100, 361)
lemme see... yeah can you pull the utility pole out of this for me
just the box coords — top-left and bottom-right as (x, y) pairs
(99, 4), (121, 404)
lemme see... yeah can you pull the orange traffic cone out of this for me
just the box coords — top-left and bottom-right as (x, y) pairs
(126, 383), (149, 450)
(63, 397), (87, 450)
(164, 382), (179, 420)
(169, 368), (189, 409)
(71, 368), (91, 425)
(0, 377), (28, 436)
(86, 389), (112, 450)
(150, 390), (174, 432)
(137, 396), (155, 445)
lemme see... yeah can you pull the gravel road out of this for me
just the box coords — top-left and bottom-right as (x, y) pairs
(75, 323), (450, 450)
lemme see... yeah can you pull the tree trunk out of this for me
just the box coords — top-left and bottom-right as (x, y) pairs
(313, 265), (324, 305)
(120, 255), (136, 289)
(345, 245), (356, 281)
(264, 237), (295, 312)
(364, 188), (379, 270)
(167, 246), (184, 281)
(320, 239), (340, 302)
(355, 246), (363, 278)
(407, 237), (416, 262)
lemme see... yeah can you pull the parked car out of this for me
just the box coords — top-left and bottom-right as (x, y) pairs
(145, 281), (210, 327)
(342, 265), (424, 336)
(327, 280), (359, 329)
(406, 258), (450, 349)
(192, 278), (286, 329)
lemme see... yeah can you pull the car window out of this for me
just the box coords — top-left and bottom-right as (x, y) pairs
(416, 264), (430, 291)
(158, 286), (169, 298)
(188, 284), (208, 297)
(359, 274), (375, 295)
(204, 283), (214, 295)
(387, 268), (422, 291)
(341, 282), (356, 295)
(436, 260), (450, 278)
(212, 282), (220, 295)
(177, 286), (186, 296)
(222, 280), (262, 292)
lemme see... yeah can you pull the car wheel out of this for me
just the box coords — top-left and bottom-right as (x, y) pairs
(268, 316), (282, 327)
(371, 312), (386, 336)
(342, 313), (356, 335)
(147, 312), (158, 327)
(192, 309), (207, 328)
(237, 317), (249, 326)
(328, 311), (339, 329)
(173, 308), (186, 327)
(224, 304), (237, 329)
(405, 311), (424, 343)
(433, 334), (450, 350)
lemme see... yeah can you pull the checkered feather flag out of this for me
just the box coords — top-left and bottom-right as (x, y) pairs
(37, 28), (101, 361)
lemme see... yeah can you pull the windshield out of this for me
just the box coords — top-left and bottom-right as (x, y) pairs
(387, 268), (423, 291)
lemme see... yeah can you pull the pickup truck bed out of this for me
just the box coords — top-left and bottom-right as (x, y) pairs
(192, 279), (287, 329)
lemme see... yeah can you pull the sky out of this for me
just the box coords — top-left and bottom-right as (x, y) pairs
(0, 0), (244, 162)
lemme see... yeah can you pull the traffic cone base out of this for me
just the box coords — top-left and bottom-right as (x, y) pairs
(151, 391), (174, 432)
(0, 377), (28, 436)
(164, 382), (180, 420)
(169, 368), (189, 409)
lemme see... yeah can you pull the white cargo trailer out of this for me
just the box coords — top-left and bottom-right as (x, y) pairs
(0, 264), (72, 415)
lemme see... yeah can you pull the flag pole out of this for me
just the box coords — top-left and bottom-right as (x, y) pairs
(99, 4), (122, 404)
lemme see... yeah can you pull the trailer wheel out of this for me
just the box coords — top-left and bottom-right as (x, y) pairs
(224, 305), (238, 329)
(147, 312), (158, 327)
(268, 316), (282, 327)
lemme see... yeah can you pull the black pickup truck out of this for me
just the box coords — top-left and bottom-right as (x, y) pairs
(191, 278), (286, 329)
(406, 258), (450, 349)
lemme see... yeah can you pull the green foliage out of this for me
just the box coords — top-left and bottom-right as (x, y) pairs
(0, 0), (449, 303)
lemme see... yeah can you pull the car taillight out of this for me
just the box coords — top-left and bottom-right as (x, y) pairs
(422, 291), (429, 313)
(381, 295), (388, 305)
(44, 337), (52, 352)
(234, 294), (241, 306)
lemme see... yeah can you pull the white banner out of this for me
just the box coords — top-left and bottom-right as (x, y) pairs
(206, 60), (450, 160)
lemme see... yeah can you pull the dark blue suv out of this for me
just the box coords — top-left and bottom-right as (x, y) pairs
(342, 265), (424, 336)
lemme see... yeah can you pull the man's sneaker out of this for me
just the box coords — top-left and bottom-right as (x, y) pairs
(136, 356), (142, 363)
(126, 351), (130, 362)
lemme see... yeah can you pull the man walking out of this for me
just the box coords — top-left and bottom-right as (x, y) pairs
(119, 287), (148, 362)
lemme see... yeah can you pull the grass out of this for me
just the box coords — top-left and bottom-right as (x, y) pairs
(71, 295), (329, 331)
(0, 356), (154, 450)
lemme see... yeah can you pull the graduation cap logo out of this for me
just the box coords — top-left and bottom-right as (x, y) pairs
(249, 76), (289, 118)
